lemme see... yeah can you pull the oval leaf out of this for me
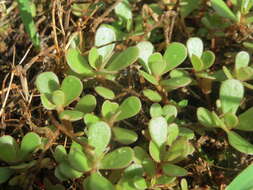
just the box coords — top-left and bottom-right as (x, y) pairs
(75, 94), (97, 114)
(149, 117), (168, 147)
(115, 96), (141, 121)
(112, 127), (138, 145)
(99, 147), (134, 169)
(137, 41), (154, 73)
(236, 107), (253, 131)
(220, 79), (244, 114)
(143, 89), (162, 102)
(0, 136), (18, 163)
(36, 72), (59, 94)
(106, 46), (139, 71)
(61, 75), (83, 106)
(162, 163), (188, 177)
(20, 132), (41, 160)
(186, 37), (203, 58)
(83, 173), (115, 190)
(235, 51), (250, 71)
(95, 86), (115, 100)
(88, 121), (111, 157)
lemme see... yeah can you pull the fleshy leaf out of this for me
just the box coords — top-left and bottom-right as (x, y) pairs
(68, 141), (91, 172)
(20, 132), (41, 160)
(84, 113), (100, 126)
(88, 47), (102, 70)
(160, 77), (192, 91)
(36, 72), (59, 94)
(163, 42), (187, 72)
(143, 89), (162, 102)
(137, 41), (154, 73)
(186, 37), (203, 58)
(58, 162), (83, 179)
(223, 112), (238, 129)
(115, 96), (141, 121)
(0, 136), (18, 163)
(112, 127), (138, 145)
(95, 86), (115, 100)
(40, 94), (56, 110)
(236, 107), (253, 131)
(235, 51), (250, 71)
(149, 140), (161, 162)
(211, 0), (237, 21)
(102, 100), (119, 119)
(114, 0), (133, 31)
(149, 117), (168, 147)
(148, 53), (166, 77)
(66, 48), (94, 76)
(52, 90), (65, 107)
(139, 70), (159, 85)
(201, 50), (215, 70)
(191, 54), (203, 71)
(53, 145), (67, 163)
(61, 75), (83, 106)
(162, 164), (188, 177)
(220, 79), (244, 114)
(167, 123), (179, 146)
(226, 164), (253, 190)
(227, 131), (253, 154)
(95, 24), (116, 61)
(59, 110), (84, 121)
(88, 121), (111, 157)
(75, 94), (97, 114)
(106, 46), (139, 71)
(83, 173), (115, 190)
(150, 103), (163, 118)
(99, 147), (134, 169)
(197, 107), (219, 127)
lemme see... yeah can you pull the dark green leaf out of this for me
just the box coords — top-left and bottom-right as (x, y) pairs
(83, 173), (115, 190)
(211, 0), (237, 21)
(162, 164), (188, 177)
(58, 162), (83, 179)
(0, 167), (13, 184)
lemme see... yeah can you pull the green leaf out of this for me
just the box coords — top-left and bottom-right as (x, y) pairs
(149, 140), (161, 162)
(54, 166), (68, 181)
(75, 94), (97, 114)
(163, 42), (187, 72)
(133, 176), (147, 190)
(148, 53), (166, 77)
(156, 175), (176, 185)
(102, 100), (119, 119)
(211, 0), (237, 21)
(40, 94), (56, 110)
(66, 48), (94, 76)
(133, 146), (149, 164)
(20, 132), (41, 160)
(52, 90), (65, 107)
(143, 89), (162, 102)
(162, 164), (188, 177)
(167, 123), (179, 146)
(150, 103), (163, 118)
(142, 157), (156, 176)
(236, 66), (253, 81)
(179, 127), (195, 140)
(95, 86), (115, 100)
(226, 164), (253, 190)
(36, 72), (59, 94)
(53, 145), (67, 163)
(95, 24), (116, 61)
(0, 136), (18, 163)
(61, 75), (83, 106)
(137, 41), (154, 73)
(59, 110), (84, 121)
(88, 121), (111, 157)
(149, 117), (168, 147)
(201, 50), (215, 70)
(83, 173), (115, 190)
(197, 107), (219, 127)
(235, 51), (250, 71)
(112, 127), (138, 145)
(186, 37), (203, 58)
(236, 107), (253, 131)
(17, 0), (40, 48)
(223, 112), (238, 129)
(0, 167), (13, 184)
(100, 147), (134, 169)
(115, 96), (141, 121)
(227, 131), (253, 154)
(220, 79), (244, 114)
(241, 0), (253, 14)
(106, 47), (139, 71)
(191, 54), (203, 71)
(160, 77), (192, 91)
(58, 162), (83, 179)
(139, 70), (159, 85)
(88, 47), (102, 70)
(84, 113), (100, 125)
(163, 105), (177, 122)
(180, 0), (200, 17)
(68, 141), (91, 172)
(181, 178), (189, 190)
(114, 0), (133, 31)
